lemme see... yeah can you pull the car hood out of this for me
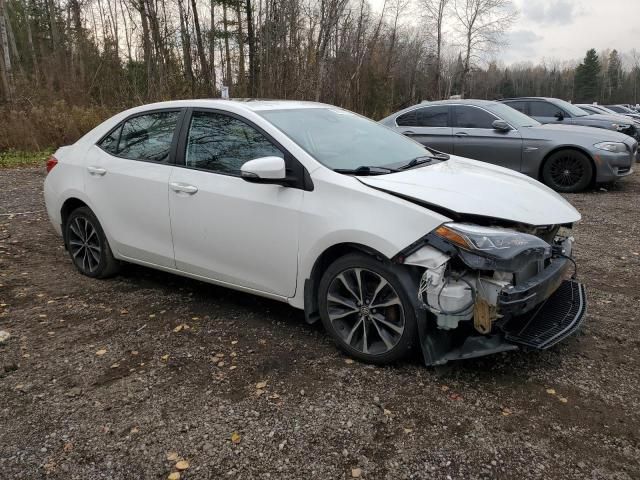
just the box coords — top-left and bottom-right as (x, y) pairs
(358, 156), (581, 226)
(577, 113), (634, 125)
(532, 123), (632, 143)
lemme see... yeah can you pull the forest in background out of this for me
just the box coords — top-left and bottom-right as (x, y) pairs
(1, 0), (640, 151)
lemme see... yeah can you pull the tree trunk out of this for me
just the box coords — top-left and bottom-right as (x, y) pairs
(209, 0), (217, 94)
(190, 0), (211, 92)
(235, 0), (245, 94)
(222, 2), (232, 91)
(0, 0), (13, 100)
(246, 0), (256, 96)
(178, 0), (194, 93)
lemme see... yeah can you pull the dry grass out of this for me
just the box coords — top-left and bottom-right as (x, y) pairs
(0, 101), (114, 151)
(0, 149), (54, 169)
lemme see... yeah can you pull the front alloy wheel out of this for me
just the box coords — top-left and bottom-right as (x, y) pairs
(318, 253), (417, 364)
(542, 150), (593, 193)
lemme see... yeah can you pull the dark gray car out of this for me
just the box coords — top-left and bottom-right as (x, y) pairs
(500, 97), (638, 140)
(380, 99), (637, 192)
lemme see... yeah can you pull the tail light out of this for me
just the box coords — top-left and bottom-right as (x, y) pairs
(46, 155), (58, 173)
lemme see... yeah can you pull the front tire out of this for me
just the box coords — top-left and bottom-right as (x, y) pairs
(64, 206), (120, 278)
(542, 150), (593, 193)
(318, 253), (417, 364)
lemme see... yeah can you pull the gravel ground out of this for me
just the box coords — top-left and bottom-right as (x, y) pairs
(1, 167), (639, 480)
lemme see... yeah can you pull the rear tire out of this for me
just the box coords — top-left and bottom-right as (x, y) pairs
(542, 150), (593, 193)
(318, 253), (417, 365)
(64, 206), (120, 278)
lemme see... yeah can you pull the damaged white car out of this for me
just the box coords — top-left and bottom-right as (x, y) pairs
(44, 100), (586, 365)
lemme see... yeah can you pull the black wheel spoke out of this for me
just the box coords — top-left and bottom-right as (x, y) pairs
(67, 214), (102, 274)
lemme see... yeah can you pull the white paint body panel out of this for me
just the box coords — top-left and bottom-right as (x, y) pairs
(43, 99), (582, 313)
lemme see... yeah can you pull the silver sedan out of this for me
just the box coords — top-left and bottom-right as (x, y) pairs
(380, 99), (637, 192)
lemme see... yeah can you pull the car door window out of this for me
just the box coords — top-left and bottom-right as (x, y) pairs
(114, 111), (180, 163)
(417, 106), (449, 127)
(529, 102), (564, 118)
(504, 101), (528, 114)
(185, 112), (284, 175)
(396, 110), (418, 126)
(454, 106), (496, 129)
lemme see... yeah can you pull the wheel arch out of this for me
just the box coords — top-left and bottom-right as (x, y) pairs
(538, 146), (597, 186)
(302, 242), (389, 325)
(60, 197), (90, 245)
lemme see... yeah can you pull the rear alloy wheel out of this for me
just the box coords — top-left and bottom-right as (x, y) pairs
(542, 150), (593, 193)
(318, 253), (417, 364)
(65, 206), (120, 278)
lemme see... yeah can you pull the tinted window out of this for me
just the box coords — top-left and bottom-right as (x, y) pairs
(607, 105), (625, 113)
(417, 106), (449, 127)
(185, 112), (283, 175)
(396, 110), (418, 126)
(98, 126), (122, 155)
(529, 101), (564, 117)
(116, 112), (179, 162)
(454, 106), (496, 129)
(504, 101), (528, 114)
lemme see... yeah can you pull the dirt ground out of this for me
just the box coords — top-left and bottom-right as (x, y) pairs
(1, 166), (639, 480)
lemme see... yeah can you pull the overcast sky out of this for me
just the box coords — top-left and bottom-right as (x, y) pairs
(369, 0), (640, 66)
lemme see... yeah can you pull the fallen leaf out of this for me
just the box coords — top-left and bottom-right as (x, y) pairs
(229, 365), (237, 370)
(149, 314), (156, 318)
(110, 363), (120, 369)
(166, 452), (179, 461)
(63, 442), (73, 452)
(501, 407), (513, 416)
(131, 351), (139, 356)
(344, 358), (354, 364)
(440, 385), (449, 392)
(161, 354), (170, 361)
(403, 428), (413, 434)
(173, 325), (184, 333)
(168, 473), (181, 480)
(175, 460), (189, 471)
(383, 408), (392, 416)
(352, 467), (362, 478)
(231, 432), (241, 444)
(546, 388), (556, 395)
(558, 396), (568, 403)
(95, 349), (107, 356)
(120, 309), (128, 315)
(256, 381), (268, 389)
(231, 340), (238, 345)
(130, 426), (139, 434)
(217, 361), (225, 367)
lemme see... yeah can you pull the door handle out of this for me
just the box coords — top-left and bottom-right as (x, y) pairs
(402, 130), (416, 136)
(170, 182), (198, 195)
(454, 132), (469, 137)
(87, 166), (107, 176)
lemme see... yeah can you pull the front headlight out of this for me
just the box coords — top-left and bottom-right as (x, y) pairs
(594, 141), (627, 153)
(434, 223), (551, 272)
(612, 123), (631, 132)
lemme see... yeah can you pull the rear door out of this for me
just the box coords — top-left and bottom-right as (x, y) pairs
(84, 109), (182, 267)
(452, 105), (523, 171)
(394, 105), (453, 153)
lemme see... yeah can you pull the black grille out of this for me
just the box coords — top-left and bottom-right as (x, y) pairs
(502, 280), (586, 349)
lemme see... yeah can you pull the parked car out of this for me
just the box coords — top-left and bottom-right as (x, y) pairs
(500, 97), (639, 140)
(576, 104), (640, 141)
(380, 99), (637, 192)
(44, 99), (587, 366)
(605, 104), (640, 120)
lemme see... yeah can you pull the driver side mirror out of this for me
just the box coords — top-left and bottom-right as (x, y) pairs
(492, 119), (511, 132)
(554, 111), (565, 121)
(241, 156), (293, 186)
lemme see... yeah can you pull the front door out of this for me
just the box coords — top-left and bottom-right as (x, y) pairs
(395, 105), (454, 153)
(452, 105), (523, 171)
(168, 110), (303, 297)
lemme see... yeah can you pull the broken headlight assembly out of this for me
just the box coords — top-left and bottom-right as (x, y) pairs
(432, 223), (552, 272)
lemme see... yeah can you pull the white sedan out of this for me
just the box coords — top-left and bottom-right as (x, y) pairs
(44, 100), (587, 365)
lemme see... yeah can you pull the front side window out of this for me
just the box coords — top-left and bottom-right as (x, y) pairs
(417, 106), (449, 127)
(454, 106), (496, 129)
(98, 111), (179, 163)
(185, 111), (283, 175)
(503, 101), (528, 114)
(529, 101), (565, 118)
(396, 110), (418, 126)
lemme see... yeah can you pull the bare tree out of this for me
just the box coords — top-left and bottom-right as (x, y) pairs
(0, 0), (13, 100)
(453, 0), (516, 97)
(419, 0), (448, 98)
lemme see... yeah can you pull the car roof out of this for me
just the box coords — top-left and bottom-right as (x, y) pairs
(500, 97), (558, 102)
(125, 99), (331, 114)
(420, 99), (498, 107)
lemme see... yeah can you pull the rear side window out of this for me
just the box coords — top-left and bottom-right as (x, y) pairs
(396, 110), (418, 126)
(529, 101), (563, 117)
(454, 106), (496, 129)
(98, 111), (180, 163)
(417, 106), (449, 127)
(185, 111), (283, 175)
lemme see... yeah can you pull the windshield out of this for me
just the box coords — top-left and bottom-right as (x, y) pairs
(259, 108), (430, 170)
(485, 103), (541, 127)
(552, 99), (589, 117)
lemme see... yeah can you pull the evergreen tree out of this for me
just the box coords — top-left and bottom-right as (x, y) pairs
(574, 49), (601, 102)
(607, 49), (622, 102)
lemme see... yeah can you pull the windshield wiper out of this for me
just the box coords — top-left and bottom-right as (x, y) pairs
(333, 165), (399, 176)
(398, 153), (449, 170)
